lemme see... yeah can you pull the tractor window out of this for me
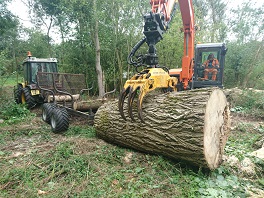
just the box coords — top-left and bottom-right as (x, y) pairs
(193, 44), (226, 88)
(31, 63), (40, 83)
(30, 62), (58, 83)
(23, 62), (31, 83)
(46, 63), (58, 73)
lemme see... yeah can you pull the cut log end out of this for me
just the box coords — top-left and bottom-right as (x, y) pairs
(204, 89), (230, 169)
(94, 88), (231, 170)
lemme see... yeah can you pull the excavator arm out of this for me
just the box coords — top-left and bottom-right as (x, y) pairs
(119, 0), (195, 122)
(170, 0), (195, 89)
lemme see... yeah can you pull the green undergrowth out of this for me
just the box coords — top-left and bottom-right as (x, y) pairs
(0, 115), (263, 197)
(65, 126), (96, 138)
(226, 123), (263, 157)
(0, 140), (254, 198)
(0, 101), (33, 125)
(0, 87), (263, 197)
(230, 89), (264, 118)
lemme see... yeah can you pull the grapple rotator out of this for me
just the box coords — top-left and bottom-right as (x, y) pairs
(118, 8), (178, 122)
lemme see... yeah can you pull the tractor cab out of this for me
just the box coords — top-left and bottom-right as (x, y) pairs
(23, 51), (58, 86)
(192, 43), (227, 89)
(14, 52), (59, 108)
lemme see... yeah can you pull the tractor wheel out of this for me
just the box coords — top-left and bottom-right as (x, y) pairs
(50, 107), (69, 133)
(42, 103), (56, 124)
(23, 87), (37, 109)
(14, 85), (23, 104)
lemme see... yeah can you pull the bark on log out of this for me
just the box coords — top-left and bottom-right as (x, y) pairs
(73, 99), (107, 111)
(94, 88), (231, 170)
(48, 94), (80, 102)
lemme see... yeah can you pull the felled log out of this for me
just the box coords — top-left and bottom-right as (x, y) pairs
(73, 99), (107, 111)
(48, 94), (80, 102)
(94, 88), (230, 170)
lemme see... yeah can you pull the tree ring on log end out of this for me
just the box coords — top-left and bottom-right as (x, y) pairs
(204, 89), (230, 169)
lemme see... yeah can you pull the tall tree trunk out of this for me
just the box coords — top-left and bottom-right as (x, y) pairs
(93, 0), (105, 98)
(41, 16), (53, 57)
(94, 20), (105, 98)
(116, 49), (123, 92)
(58, 19), (65, 67)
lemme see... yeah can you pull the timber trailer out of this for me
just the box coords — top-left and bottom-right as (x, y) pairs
(39, 72), (113, 133)
(14, 52), (109, 133)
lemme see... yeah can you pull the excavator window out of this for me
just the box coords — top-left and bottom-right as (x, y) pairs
(196, 50), (221, 81)
(192, 43), (227, 89)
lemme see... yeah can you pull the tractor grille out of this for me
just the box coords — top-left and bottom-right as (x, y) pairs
(37, 72), (87, 95)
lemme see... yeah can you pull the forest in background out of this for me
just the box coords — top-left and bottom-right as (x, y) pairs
(0, 0), (263, 96)
(1, 1), (264, 197)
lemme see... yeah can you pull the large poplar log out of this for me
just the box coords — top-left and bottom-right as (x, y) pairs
(94, 88), (230, 170)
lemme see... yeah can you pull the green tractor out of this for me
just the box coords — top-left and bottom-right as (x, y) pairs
(14, 51), (58, 108)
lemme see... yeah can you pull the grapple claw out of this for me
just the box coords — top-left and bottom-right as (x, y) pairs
(118, 67), (177, 122)
(128, 86), (140, 121)
(118, 86), (131, 120)
(137, 88), (146, 123)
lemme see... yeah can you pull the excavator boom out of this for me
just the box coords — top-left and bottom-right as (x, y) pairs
(119, 0), (195, 122)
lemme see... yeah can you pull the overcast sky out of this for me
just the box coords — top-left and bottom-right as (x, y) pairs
(7, 0), (263, 42)
(8, 0), (263, 27)
(8, 0), (32, 28)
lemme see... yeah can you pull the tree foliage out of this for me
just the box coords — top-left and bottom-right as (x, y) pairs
(1, 0), (264, 93)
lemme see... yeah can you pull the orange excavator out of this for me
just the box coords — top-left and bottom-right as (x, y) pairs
(118, 0), (227, 122)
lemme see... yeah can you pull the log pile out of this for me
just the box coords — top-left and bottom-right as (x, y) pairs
(94, 88), (231, 169)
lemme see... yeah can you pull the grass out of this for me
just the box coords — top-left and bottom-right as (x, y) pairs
(230, 89), (264, 118)
(0, 115), (263, 197)
(0, 73), (20, 87)
(0, 86), (263, 197)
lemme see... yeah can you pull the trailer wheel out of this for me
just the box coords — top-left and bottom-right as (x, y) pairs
(42, 103), (56, 124)
(23, 87), (37, 109)
(50, 107), (69, 133)
(14, 85), (23, 104)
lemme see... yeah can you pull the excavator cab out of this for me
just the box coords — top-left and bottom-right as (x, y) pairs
(192, 43), (227, 89)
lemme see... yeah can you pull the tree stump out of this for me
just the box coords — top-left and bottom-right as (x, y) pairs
(94, 88), (231, 169)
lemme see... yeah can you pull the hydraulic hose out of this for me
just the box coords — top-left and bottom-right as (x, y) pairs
(127, 37), (147, 66)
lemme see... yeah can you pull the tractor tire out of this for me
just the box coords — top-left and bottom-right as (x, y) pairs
(42, 103), (56, 124)
(50, 107), (69, 133)
(23, 87), (37, 109)
(14, 85), (23, 104)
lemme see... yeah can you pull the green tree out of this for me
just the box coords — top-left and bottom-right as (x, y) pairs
(224, 1), (264, 88)
(193, 0), (227, 43)
(225, 40), (264, 89)
(0, 0), (19, 74)
(229, 2), (264, 44)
